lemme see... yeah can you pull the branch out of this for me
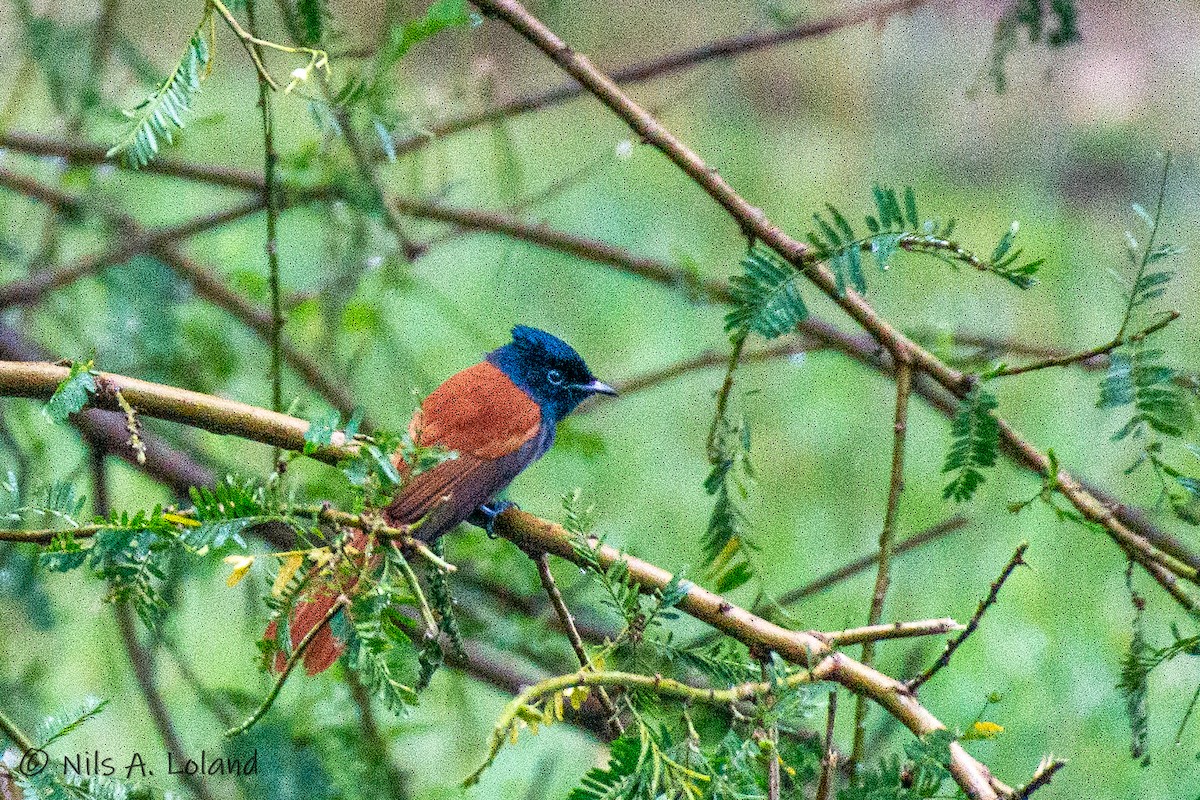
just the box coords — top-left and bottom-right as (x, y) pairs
(532, 552), (623, 737)
(992, 312), (1179, 378)
(467, 0), (1200, 615)
(1014, 755), (1068, 799)
(391, 196), (731, 301)
(822, 618), (963, 648)
(816, 690), (839, 800)
(0, 131), (263, 191)
(853, 358), (912, 766)
(226, 594), (350, 737)
(245, 0), (286, 439)
(0, 325), (215, 496)
(0, 167), (364, 422)
(0, 707), (35, 755)
(907, 543), (1029, 692)
(0, 361), (355, 463)
(776, 516), (969, 606)
(0, 169), (263, 309)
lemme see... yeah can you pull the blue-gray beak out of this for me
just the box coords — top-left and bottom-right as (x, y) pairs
(577, 379), (618, 397)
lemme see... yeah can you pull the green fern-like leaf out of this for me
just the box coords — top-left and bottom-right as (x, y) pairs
(1118, 621), (1151, 759)
(569, 735), (643, 800)
(725, 247), (807, 341)
(703, 414), (756, 592)
(1098, 347), (1193, 441)
(942, 385), (1000, 502)
(810, 187), (1040, 294)
(106, 18), (211, 168)
(36, 697), (109, 748)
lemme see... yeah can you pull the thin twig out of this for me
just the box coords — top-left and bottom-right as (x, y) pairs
(907, 543), (1029, 692)
(388, 0), (931, 161)
(992, 312), (1179, 378)
(532, 552), (624, 737)
(822, 618), (963, 647)
(245, 0), (286, 460)
(226, 594), (350, 737)
(391, 196), (730, 300)
(0, 170), (264, 310)
(0, 707), (35, 755)
(776, 516), (969, 606)
(0, 131), (263, 190)
(815, 690), (838, 800)
(394, 549), (439, 639)
(759, 658), (780, 800)
(852, 359), (912, 768)
(1013, 756), (1067, 800)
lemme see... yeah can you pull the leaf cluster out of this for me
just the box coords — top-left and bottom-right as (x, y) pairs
(106, 13), (213, 168)
(702, 413), (757, 593)
(807, 186), (1041, 293)
(942, 384), (1000, 502)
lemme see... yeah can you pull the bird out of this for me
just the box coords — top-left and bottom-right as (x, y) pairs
(267, 325), (616, 674)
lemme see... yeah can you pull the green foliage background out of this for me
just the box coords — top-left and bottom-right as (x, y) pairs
(2, 1), (1199, 798)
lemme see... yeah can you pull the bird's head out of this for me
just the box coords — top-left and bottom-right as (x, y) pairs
(487, 325), (616, 423)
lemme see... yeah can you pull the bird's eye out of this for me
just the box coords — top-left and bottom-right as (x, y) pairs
(546, 369), (564, 386)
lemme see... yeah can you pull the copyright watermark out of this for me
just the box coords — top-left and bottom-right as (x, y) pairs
(18, 748), (49, 777)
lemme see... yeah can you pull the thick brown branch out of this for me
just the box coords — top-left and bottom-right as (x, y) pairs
(497, 509), (1007, 800)
(0, 326), (214, 496)
(0, 361), (355, 463)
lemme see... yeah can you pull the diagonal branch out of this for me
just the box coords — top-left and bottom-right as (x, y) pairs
(907, 542), (1029, 692)
(466, 0), (1200, 615)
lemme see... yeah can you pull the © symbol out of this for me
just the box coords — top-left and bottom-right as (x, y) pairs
(18, 748), (49, 777)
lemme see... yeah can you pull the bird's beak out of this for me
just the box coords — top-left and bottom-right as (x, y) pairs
(578, 379), (618, 397)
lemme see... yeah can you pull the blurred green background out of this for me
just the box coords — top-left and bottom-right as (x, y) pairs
(2, 0), (1199, 798)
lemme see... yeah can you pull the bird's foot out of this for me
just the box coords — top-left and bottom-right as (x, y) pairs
(470, 500), (519, 538)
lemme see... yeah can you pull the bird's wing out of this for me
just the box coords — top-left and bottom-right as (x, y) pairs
(410, 361), (542, 459)
(385, 361), (548, 539)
